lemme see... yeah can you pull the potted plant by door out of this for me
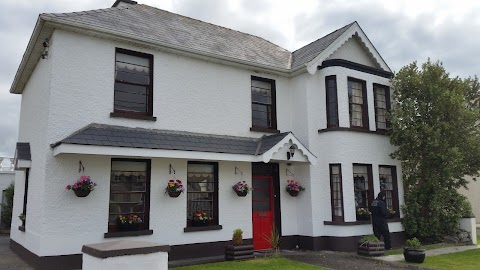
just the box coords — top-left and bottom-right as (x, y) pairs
(66, 176), (96, 197)
(357, 235), (385, 256)
(116, 214), (143, 231)
(286, 180), (305, 197)
(225, 228), (254, 260)
(404, 237), (426, 263)
(232, 181), (251, 197)
(165, 179), (184, 197)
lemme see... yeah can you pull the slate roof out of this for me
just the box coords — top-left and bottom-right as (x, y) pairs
(52, 124), (291, 156)
(15, 143), (31, 161)
(41, 3), (355, 70)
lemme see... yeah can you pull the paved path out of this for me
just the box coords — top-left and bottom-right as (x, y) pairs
(375, 245), (480, 262)
(0, 235), (32, 270)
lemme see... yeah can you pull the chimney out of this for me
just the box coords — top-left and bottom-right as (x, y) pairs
(112, 0), (138, 8)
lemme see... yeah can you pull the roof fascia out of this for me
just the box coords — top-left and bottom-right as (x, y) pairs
(53, 143), (263, 162)
(261, 133), (317, 164)
(305, 22), (391, 75)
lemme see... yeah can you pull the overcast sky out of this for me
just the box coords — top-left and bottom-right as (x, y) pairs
(1, 0), (479, 157)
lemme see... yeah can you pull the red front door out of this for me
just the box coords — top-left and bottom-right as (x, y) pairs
(252, 175), (274, 250)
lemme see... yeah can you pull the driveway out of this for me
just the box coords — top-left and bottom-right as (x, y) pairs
(0, 235), (32, 270)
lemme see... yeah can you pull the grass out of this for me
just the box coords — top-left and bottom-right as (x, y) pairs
(384, 242), (456, 256)
(420, 248), (480, 270)
(174, 257), (326, 270)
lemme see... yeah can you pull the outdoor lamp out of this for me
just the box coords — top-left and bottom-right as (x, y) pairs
(287, 145), (296, 160)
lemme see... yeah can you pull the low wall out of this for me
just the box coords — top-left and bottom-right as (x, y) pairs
(459, 217), (477, 245)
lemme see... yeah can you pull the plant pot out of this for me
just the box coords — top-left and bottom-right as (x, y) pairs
(356, 214), (370, 221)
(167, 191), (182, 197)
(192, 220), (209, 227)
(386, 213), (395, 219)
(117, 223), (141, 231)
(357, 241), (385, 256)
(225, 245), (254, 261)
(73, 189), (91, 197)
(287, 190), (299, 197)
(235, 190), (248, 197)
(403, 248), (426, 263)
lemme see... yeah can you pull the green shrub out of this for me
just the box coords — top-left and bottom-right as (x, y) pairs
(360, 235), (379, 243)
(1, 183), (14, 229)
(406, 237), (422, 249)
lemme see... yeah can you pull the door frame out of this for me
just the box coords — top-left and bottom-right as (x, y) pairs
(252, 163), (282, 238)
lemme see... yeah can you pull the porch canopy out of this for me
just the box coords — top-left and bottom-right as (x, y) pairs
(51, 124), (316, 164)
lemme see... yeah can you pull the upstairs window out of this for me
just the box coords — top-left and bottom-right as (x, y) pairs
(251, 76), (277, 130)
(326, 76), (339, 128)
(373, 84), (391, 130)
(114, 48), (153, 115)
(348, 78), (368, 128)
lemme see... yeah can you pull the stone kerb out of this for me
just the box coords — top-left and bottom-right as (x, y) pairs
(459, 217), (477, 245)
(82, 240), (170, 270)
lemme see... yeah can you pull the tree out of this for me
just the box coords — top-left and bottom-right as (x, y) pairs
(389, 59), (480, 242)
(1, 183), (14, 229)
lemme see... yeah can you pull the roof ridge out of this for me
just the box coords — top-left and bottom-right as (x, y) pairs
(136, 4), (291, 53)
(42, 6), (129, 18)
(292, 21), (355, 53)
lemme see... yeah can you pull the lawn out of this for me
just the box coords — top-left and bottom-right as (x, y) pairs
(420, 248), (480, 270)
(174, 257), (326, 270)
(384, 242), (456, 256)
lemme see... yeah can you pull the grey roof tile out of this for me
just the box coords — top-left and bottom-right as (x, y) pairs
(54, 124), (297, 157)
(42, 4), (354, 70)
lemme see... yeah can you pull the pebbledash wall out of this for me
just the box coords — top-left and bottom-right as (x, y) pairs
(11, 26), (403, 259)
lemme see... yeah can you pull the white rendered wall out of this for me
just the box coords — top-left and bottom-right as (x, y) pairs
(459, 176), (480, 222)
(327, 35), (380, 68)
(10, 41), (54, 252)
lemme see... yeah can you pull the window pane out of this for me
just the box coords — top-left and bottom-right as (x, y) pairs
(251, 77), (275, 128)
(109, 160), (149, 230)
(349, 79), (366, 128)
(330, 165), (343, 219)
(116, 52), (150, 67)
(187, 163), (217, 224)
(353, 165), (371, 210)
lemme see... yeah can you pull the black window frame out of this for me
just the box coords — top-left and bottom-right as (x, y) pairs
(326, 75), (339, 128)
(379, 165), (399, 218)
(186, 161), (219, 227)
(348, 77), (369, 129)
(108, 158), (151, 233)
(373, 83), (391, 130)
(353, 163), (374, 216)
(113, 48), (154, 116)
(251, 76), (277, 130)
(329, 164), (344, 222)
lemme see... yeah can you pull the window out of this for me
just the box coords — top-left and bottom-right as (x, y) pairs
(379, 166), (399, 217)
(348, 78), (368, 128)
(187, 162), (219, 226)
(114, 48), (153, 115)
(251, 76), (277, 130)
(109, 159), (151, 232)
(353, 164), (373, 214)
(374, 84), (391, 130)
(326, 76), (339, 127)
(329, 164), (344, 221)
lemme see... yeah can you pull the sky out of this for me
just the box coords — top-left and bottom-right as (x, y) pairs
(1, 0), (479, 157)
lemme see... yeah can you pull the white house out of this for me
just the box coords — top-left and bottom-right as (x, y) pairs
(9, 0), (404, 269)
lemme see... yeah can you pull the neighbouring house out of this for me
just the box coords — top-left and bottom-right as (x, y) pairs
(9, 0), (404, 269)
(459, 176), (480, 222)
(0, 157), (15, 228)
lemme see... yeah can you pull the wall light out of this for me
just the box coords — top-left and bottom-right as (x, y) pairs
(287, 145), (296, 160)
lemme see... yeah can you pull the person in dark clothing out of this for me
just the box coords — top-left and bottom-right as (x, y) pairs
(370, 191), (391, 249)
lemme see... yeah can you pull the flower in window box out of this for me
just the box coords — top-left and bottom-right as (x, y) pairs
(387, 207), (396, 219)
(66, 176), (96, 197)
(116, 214), (143, 231)
(165, 179), (184, 197)
(286, 180), (305, 197)
(356, 207), (370, 220)
(232, 181), (251, 197)
(192, 211), (212, 226)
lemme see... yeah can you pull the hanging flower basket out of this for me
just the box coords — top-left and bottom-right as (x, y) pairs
(73, 189), (91, 197)
(232, 181), (251, 197)
(287, 190), (299, 197)
(286, 180), (305, 197)
(66, 176), (96, 198)
(165, 179), (184, 198)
